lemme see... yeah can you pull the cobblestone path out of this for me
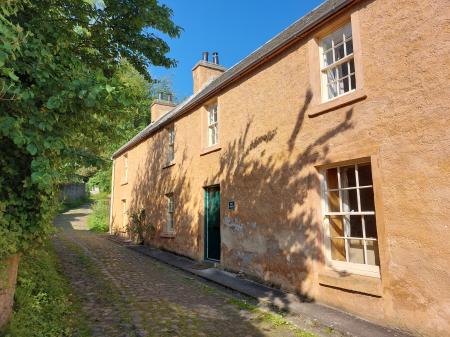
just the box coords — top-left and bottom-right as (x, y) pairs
(53, 206), (322, 337)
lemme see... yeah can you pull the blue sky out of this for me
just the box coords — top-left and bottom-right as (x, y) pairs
(150, 0), (324, 101)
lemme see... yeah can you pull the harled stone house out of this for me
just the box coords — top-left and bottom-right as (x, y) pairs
(109, 0), (450, 336)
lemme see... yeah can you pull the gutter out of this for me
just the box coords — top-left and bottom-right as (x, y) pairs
(112, 0), (356, 159)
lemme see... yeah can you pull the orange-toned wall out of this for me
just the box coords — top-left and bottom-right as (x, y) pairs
(111, 0), (450, 336)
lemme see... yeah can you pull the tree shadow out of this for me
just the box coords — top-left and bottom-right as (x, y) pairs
(121, 87), (354, 312)
(206, 88), (354, 308)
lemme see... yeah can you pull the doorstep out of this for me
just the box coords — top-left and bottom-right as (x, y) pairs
(106, 235), (412, 337)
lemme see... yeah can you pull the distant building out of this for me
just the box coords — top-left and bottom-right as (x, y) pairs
(110, 1), (450, 336)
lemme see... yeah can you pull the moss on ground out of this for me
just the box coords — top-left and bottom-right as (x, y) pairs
(228, 298), (319, 337)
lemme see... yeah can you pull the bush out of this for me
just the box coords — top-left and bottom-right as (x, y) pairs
(87, 196), (110, 232)
(127, 208), (154, 244)
(3, 243), (89, 337)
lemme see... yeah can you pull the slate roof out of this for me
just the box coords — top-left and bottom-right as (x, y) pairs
(112, 0), (354, 159)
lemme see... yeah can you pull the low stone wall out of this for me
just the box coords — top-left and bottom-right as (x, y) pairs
(59, 183), (86, 202)
(0, 254), (20, 329)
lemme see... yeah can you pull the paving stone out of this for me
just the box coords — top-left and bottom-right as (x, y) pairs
(53, 206), (340, 337)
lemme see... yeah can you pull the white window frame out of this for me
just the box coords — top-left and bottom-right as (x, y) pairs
(320, 161), (380, 277)
(167, 126), (175, 164)
(166, 194), (174, 234)
(121, 199), (127, 227)
(123, 154), (128, 183)
(320, 22), (355, 102)
(207, 104), (218, 147)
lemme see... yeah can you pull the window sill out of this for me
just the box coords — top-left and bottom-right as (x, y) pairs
(160, 232), (175, 238)
(318, 269), (382, 297)
(200, 145), (221, 156)
(308, 88), (367, 117)
(162, 162), (175, 169)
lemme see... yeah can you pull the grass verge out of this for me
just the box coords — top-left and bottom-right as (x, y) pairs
(2, 242), (90, 337)
(87, 192), (110, 232)
(228, 298), (319, 337)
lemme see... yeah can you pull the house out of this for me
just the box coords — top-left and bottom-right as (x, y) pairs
(109, 0), (450, 336)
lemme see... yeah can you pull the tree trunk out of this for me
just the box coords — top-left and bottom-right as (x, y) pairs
(0, 254), (20, 329)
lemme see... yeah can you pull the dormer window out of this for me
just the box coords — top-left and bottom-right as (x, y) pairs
(320, 22), (355, 101)
(208, 104), (218, 146)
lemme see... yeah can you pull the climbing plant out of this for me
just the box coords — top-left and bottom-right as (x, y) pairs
(0, 0), (181, 259)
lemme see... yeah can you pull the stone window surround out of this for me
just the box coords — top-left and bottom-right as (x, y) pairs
(200, 99), (221, 156)
(165, 124), (175, 167)
(120, 154), (128, 185)
(308, 11), (366, 117)
(162, 193), (175, 237)
(319, 159), (381, 278)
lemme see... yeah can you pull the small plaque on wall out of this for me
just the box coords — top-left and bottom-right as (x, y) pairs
(228, 201), (235, 210)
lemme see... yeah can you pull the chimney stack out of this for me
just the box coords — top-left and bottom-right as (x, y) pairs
(212, 52), (219, 65)
(192, 52), (226, 94)
(150, 91), (176, 123)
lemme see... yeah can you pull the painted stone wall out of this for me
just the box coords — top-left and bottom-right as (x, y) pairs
(111, 0), (450, 336)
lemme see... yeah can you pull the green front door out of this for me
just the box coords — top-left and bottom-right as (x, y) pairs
(205, 186), (221, 261)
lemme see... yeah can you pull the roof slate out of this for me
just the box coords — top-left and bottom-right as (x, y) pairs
(112, 0), (353, 159)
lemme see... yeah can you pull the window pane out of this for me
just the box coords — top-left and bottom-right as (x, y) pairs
(343, 23), (352, 38)
(345, 39), (353, 55)
(326, 168), (339, 189)
(358, 164), (372, 186)
(349, 59), (355, 73)
(348, 239), (364, 264)
(341, 189), (358, 212)
(343, 77), (350, 92)
(337, 62), (349, 78)
(349, 215), (363, 237)
(327, 191), (340, 212)
(350, 74), (356, 90)
(331, 29), (344, 45)
(360, 188), (375, 211)
(327, 82), (337, 99)
(340, 165), (356, 187)
(364, 215), (377, 238)
(331, 238), (346, 261)
(322, 36), (333, 51)
(366, 240), (380, 266)
(329, 215), (344, 237)
(327, 68), (337, 81)
(334, 43), (345, 61)
(337, 79), (346, 95)
(324, 50), (333, 66)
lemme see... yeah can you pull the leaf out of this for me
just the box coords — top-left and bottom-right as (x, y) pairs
(27, 143), (38, 155)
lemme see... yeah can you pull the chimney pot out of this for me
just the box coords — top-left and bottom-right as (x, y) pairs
(167, 93), (173, 102)
(158, 92), (164, 100)
(202, 51), (209, 62)
(212, 52), (219, 65)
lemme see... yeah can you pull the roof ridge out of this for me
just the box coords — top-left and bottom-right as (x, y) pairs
(112, 0), (354, 159)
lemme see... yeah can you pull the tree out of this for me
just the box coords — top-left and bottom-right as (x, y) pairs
(0, 0), (181, 259)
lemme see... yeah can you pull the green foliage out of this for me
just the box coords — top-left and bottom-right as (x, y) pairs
(59, 195), (90, 213)
(3, 243), (90, 337)
(0, 0), (180, 259)
(127, 208), (154, 244)
(87, 196), (110, 232)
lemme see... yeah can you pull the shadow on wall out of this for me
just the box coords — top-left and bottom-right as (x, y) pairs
(206, 88), (354, 304)
(124, 87), (354, 308)
(127, 130), (201, 259)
